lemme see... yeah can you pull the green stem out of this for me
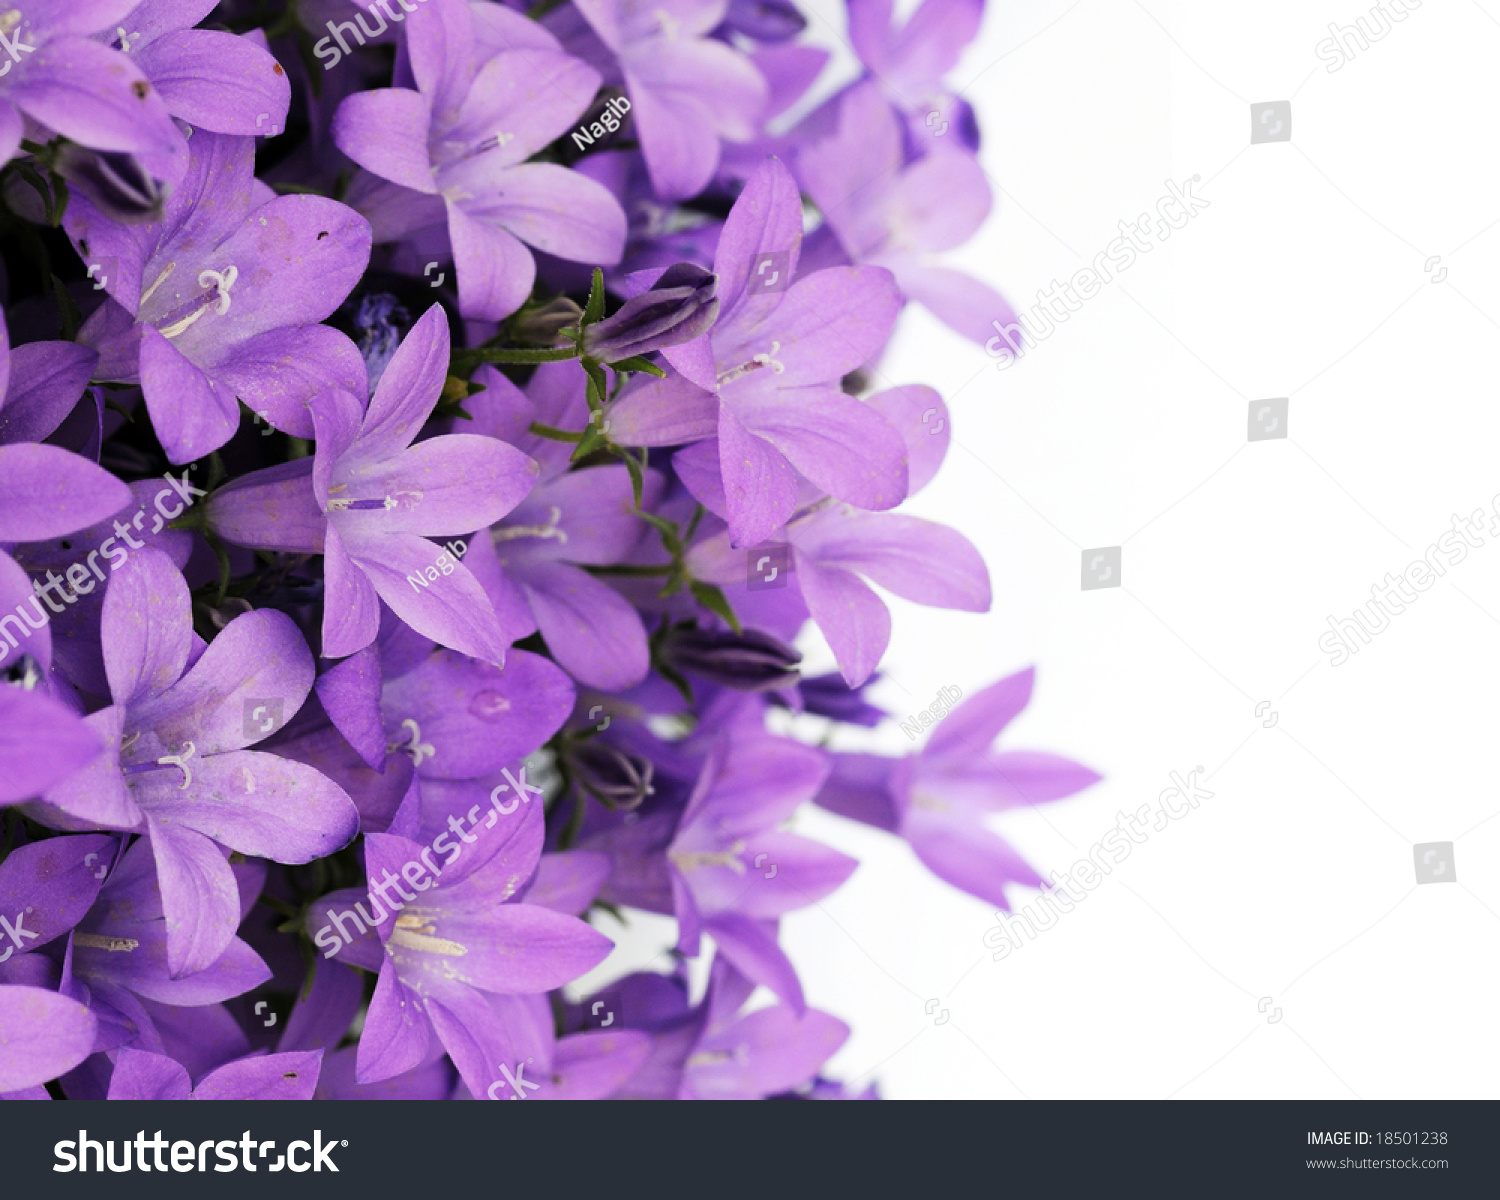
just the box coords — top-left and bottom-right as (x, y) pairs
(528, 421), (584, 443)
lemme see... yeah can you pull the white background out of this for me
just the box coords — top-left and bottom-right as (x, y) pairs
(587, 0), (1500, 1098)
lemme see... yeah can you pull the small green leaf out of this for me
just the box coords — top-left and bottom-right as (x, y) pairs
(689, 582), (741, 634)
(50, 275), (80, 341)
(582, 267), (606, 327)
(608, 355), (666, 377)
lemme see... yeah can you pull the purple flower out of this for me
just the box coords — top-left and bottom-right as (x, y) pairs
(601, 960), (848, 1099)
(0, 310), (98, 447)
(29, 549), (359, 976)
(815, 668), (1102, 909)
(847, 0), (984, 152)
(66, 836), (273, 1053)
(607, 157), (909, 548)
(307, 786), (612, 1097)
(332, 0), (626, 320)
(458, 362), (664, 690)
(66, 131), (372, 463)
(0, 2), (184, 179)
(104, 1), (293, 139)
(798, 81), (1017, 345)
(106, 1046), (323, 1100)
(207, 305), (539, 664)
(570, 0), (768, 200)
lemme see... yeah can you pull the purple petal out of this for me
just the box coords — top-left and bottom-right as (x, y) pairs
(130, 607), (316, 756)
(717, 403), (799, 549)
(134, 29), (292, 137)
(170, 195), (371, 360)
(902, 809), (1044, 909)
(355, 960), (433, 1084)
(315, 645), (386, 770)
(794, 511), (990, 611)
(137, 749), (357, 863)
(523, 851), (611, 915)
(603, 371), (718, 447)
(455, 161), (625, 266)
(713, 156), (803, 320)
(792, 555), (890, 687)
(358, 303), (449, 462)
(892, 261), (1018, 346)
(923, 666), (1034, 764)
(0, 690), (101, 806)
(354, 434), (539, 537)
(205, 459), (325, 554)
(516, 561), (649, 691)
(446, 199), (536, 322)
(404, 0), (475, 121)
(865, 384), (948, 496)
(332, 88), (437, 194)
(686, 1002), (848, 1099)
(143, 816), (242, 978)
(0, 834), (116, 950)
(101, 547), (192, 707)
(106, 1048), (192, 1100)
(444, 50), (600, 167)
(139, 325), (239, 464)
(214, 325), (370, 440)
(813, 751), (901, 832)
(735, 385), (907, 513)
(343, 528), (512, 665)
(538, 1030), (651, 1099)
(0, 444), (133, 541)
(0, 986), (98, 1092)
(278, 957), (364, 1053)
(192, 1050), (323, 1100)
(8, 38), (184, 172)
(380, 648), (575, 779)
(702, 914), (804, 1014)
(0, 341), (97, 444)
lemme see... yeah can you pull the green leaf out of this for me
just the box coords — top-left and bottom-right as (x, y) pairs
(622, 448), (645, 507)
(582, 267), (606, 327)
(450, 344), (580, 369)
(689, 581), (741, 634)
(50, 275), (80, 341)
(608, 355), (667, 377)
(581, 358), (607, 410)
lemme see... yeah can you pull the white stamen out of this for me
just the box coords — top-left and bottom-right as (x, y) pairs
(491, 506), (568, 545)
(156, 741), (196, 790)
(752, 340), (785, 375)
(197, 265), (238, 315)
(139, 262), (176, 306)
(388, 718), (435, 766)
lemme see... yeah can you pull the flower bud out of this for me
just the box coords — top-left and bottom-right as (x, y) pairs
(720, 0), (806, 42)
(661, 626), (801, 692)
(582, 263), (718, 363)
(569, 740), (655, 811)
(54, 146), (166, 224)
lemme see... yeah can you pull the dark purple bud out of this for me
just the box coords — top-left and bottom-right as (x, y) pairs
(582, 263), (718, 363)
(569, 740), (656, 811)
(54, 146), (166, 224)
(784, 671), (886, 726)
(661, 626), (802, 692)
(719, 0), (806, 42)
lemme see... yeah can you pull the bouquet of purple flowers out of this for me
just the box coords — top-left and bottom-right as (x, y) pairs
(0, 0), (1096, 1101)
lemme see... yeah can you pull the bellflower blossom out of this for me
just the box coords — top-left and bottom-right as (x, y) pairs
(0, 0), (1099, 1105)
